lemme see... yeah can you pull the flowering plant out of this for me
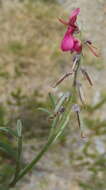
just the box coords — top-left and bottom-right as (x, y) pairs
(0, 8), (99, 189)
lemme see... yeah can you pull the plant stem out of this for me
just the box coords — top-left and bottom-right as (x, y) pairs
(9, 135), (55, 188)
(73, 59), (80, 87)
(9, 136), (22, 187)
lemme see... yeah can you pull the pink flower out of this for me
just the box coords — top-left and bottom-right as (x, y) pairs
(58, 8), (80, 32)
(61, 27), (82, 53)
(59, 8), (81, 53)
(59, 8), (99, 56)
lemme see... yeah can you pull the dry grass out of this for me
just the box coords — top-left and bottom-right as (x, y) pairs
(0, 0), (68, 104)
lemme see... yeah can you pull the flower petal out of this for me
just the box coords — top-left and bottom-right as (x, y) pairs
(61, 32), (74, 51)
(69, 8), (80, 25)
(73, 37), (82, 53)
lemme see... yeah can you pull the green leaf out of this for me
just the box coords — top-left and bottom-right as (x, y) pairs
(53, 114), (70, 142)
(16, 120), (22, 137)
(0, 141), (17, 159)
(0, 127), (18, 137)
(48, 93), (56, 109)
(9, 121), (23, 186)
(38, 107), (51, 115)
(48, 117), (59, 140)
(54, 94), (67, 113)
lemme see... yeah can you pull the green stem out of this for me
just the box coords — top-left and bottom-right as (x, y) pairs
(9, 136), (22, 187)
(16, 136), (22, 175)
(48, 117), (59, 140)
(9, 135), (55, 188)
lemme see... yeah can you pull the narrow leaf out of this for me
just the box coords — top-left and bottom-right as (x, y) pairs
(38, 107), (51, 115)
(53, 114), (70, 142)
(54, 93), (69, 113)
(48, 117), (59, 140)
(16, 120), (22, 137)
(0, 141), (17, 159)
(48, 93), (56, 108)
(0, 127), (18, 137)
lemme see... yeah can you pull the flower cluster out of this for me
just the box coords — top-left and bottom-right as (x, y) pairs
(59, 8), (99, 57)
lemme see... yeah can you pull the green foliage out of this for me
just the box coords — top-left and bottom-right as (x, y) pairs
(0, 164), (15, 186)
(0, 93), (71, 188)
(48, 93), (56, 109)
(16, 120), (23, 137)
(0, 141), (17, 160)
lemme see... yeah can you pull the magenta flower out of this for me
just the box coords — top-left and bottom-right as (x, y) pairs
(59, 8), (99, 56)
(59, 8), (81, 53)
(61, 27), (82, 53)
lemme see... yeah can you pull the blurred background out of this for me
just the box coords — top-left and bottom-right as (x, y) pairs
(0, 0), (106, 189)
